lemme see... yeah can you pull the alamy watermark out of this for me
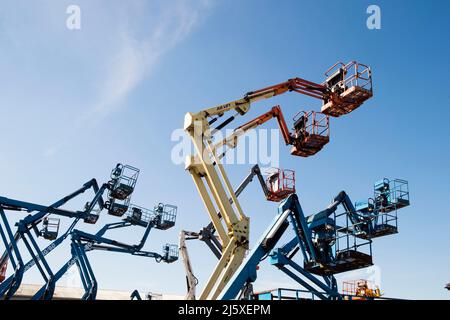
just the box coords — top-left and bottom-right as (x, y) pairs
(66, 5), (81, 30)
(367, 5), (381, 30)
(64, 4), (380, 31)
(63, 242), (93, 288)
(171, 124), (281, 168)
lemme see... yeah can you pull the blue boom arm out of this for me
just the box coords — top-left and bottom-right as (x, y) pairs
(309, 191), (368, 234)
(0, 179), (107, 299)
(34, 212), (172, 300)
(219, 207), (291, 299)
(0, 219), (80, 298)
(219, 194), (339, 300)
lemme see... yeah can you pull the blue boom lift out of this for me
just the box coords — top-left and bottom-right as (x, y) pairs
(354, 178), (410, 239)
(33, 202), (179, 300)
(0, 163), (140, 299)
(219, 178), (410, 300)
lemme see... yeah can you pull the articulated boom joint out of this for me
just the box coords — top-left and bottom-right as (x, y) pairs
(230, 218), (250, 250)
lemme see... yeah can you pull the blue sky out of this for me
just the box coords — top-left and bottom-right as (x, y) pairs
(0, 0), (449, 299)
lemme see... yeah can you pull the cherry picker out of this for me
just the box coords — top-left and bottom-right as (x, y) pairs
(354, 178), (410, 239)
(213, 105), (330, 160)
(184, 105), (329, 300)
(33, 202), (179, 300)
(219, 178), (409, 300)
(0, 163), (140, 299)
(0, 179), (104, 299)
(184, 61), (373, 299)
(342, 279), (382, 300)
(180, 164), (295, 300)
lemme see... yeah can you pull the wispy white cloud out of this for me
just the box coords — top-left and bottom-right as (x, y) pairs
(36, 0), (215, 157)
(88, 0), (213, 120)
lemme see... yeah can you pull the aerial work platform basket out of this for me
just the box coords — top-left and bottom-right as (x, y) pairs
(374, 178), (410, 212)
(154, 204), (177, 230)
(255, 288), (322, 300)
(82, 199), (102, 223)
(355, 178), (410, 239)
(290, 111), (330, 157)
(83, 212), (100, 224)
(305, 208), (374, 276)
(162, 244), (179, 263)
(321, 61), (373, 117)
(332, 210), (374, 274)
(342, 279), (381, 299)
(40, 217), (60, 240)
(355, 201), (397, 239)
(108, 164), (139, 200)
(265, 169), (296, 202)
(107, 198), (131, 217)
(124, 204), (154, 226)
(304, 250), (373, 276)
(124, 203), (177, 230)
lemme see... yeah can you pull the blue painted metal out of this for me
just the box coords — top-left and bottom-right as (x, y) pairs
(0, 219), (79, 298)
(33, 203), (179, 300)
(310, 190), (369, 235)
(106, 164), (139, 217)
(355, 178), (410, 239)
(300, 192), (374, 276)
(269, 249), (338, 299)
(0, 163), (145, 299)
(249, 179), (409, 300)
(220, 184), (405, 300)
(219, 206), (291, 300)
(219, 194), (342, 300)
(0, 178), (107, 299)
(257, 292), (274, 300)
(255, 288), (321, 300)
(130, 289), (143, 300)
(266, 194), (341, 299)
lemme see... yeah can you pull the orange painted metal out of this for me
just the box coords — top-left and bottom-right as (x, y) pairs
(243, 61), (372, 119)
(321, 61), (373, 117)
(265, 169), (296, 202)
(290, 111), (330, 157)
(236, 105), (292, 145)
(342, 279), (381, 299)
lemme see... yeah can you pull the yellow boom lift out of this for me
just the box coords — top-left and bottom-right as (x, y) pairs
(184, 61), (372, 300)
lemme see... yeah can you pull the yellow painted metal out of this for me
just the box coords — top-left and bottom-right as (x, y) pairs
(185, 103), (252, 299)
(184, 81), (301, 300)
